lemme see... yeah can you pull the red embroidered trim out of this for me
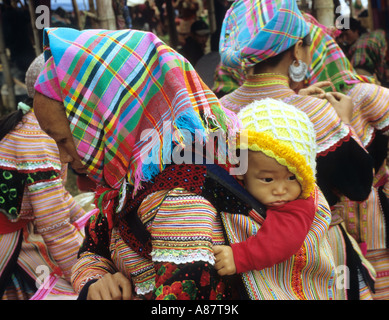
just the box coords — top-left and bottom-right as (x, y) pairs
(317, 131), (351, 157)
(291, 245), (307, 300)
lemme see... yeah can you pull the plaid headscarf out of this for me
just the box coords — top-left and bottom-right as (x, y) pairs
(348, 29), (387, 82)
(212, 63), (244, 96)
(306, 14), (374, 93)
(35, 28), (233, 192)
(219, 0), (309, 70)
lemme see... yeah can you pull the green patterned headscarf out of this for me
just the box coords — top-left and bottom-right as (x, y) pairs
(307, 15), (374, 93)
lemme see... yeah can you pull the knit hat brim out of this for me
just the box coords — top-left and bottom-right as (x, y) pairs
(236, 98), (317, 199)
(238, 130), (315, 199)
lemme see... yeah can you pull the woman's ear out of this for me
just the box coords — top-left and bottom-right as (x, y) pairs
(292, 39), (304, 62)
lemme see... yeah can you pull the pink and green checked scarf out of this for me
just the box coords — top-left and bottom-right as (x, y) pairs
(348, 29), (387, 82)
(306, 14), (374, 93)
(34, 27), (232, 192)
(219, 0), (309, 70)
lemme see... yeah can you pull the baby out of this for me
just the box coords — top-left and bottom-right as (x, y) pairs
(214, 98), (318, 275)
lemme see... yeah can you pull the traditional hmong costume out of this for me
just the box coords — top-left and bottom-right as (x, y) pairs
(35, 27), (245, 299)
(35, 26), (339, 300)
(0, 115), (87, 299)
(224, 99), (339, 299)
(219, 0), (376, 299)
(0, 55), (88, 300)
(307, 16), (389, 300)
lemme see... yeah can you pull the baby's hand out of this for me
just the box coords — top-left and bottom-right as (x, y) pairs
(213, 245), (237, 276)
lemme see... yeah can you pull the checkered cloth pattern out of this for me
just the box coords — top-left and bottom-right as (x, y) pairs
(219, 0), (309, 70)
(35, 28), (231, 192)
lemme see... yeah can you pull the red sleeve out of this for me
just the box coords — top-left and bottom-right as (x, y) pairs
(230, 196), (316, 274)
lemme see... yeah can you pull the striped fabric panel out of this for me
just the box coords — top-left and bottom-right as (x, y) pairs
(365, 249), (389, 300)
(17, 226), (57, 281)
(306, 18), (389, 148)
(110, 228), (155, 295)
(347, 83), (389, 144)
(220, 74), (351, 156)
(333, 188), (386, 251)
(138, 190), (170, 227)
(0, 231), (21, 278)
(326, 225), (347, 300)
(221, 187), (336, 300)
(0, 111), (61, 173)
(365, 188), (387, 250)
(30, 276), (77, 300)
(71, 251), (117, 294)
(2, 225), (76, 299)
(30, 274), (60, 300)
(46, 277), (78, 297)
(150, 188), (225, 265)
(26, 178), (85, 280)
(326, 224), (376, 300)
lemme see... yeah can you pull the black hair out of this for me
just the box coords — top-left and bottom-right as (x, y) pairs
(0, 97), (33, 142)
(346, 18), (367, 35)
(254, 33), (311, 71)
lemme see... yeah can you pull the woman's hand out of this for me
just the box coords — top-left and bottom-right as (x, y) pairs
(213, 245), (237, 276)
(87, 272), (132, 300)
(298, 81), (333, 97)
(324, 91), (354, 124)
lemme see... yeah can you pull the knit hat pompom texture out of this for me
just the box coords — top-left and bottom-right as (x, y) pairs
(237, 98), (317, 199)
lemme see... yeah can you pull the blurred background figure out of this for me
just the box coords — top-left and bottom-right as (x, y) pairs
(179, 19), (210, 66)
(339, 17), (388, 85)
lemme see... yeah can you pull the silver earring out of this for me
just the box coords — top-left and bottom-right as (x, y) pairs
(288, 60), (308, 82)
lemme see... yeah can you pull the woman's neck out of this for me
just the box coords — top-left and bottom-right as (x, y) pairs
(249, 59), (290, 77)
(247, 59), (299, 90)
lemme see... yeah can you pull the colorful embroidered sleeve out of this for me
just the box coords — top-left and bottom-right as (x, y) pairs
(71, 251), (117, 294)
(27, 176), (85, 281)
(71, 210), (117, 294)
(149, 189), (233, 300)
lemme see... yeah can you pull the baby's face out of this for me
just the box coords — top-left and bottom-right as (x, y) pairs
(237, 151), (302, 207)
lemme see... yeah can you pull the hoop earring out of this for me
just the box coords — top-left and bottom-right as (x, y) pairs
(288, 60), (308, 83)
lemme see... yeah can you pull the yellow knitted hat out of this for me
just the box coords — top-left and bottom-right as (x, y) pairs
(237, 98), (317, 199)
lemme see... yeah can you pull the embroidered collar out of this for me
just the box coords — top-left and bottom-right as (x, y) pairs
(244, 73), (290, 87)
